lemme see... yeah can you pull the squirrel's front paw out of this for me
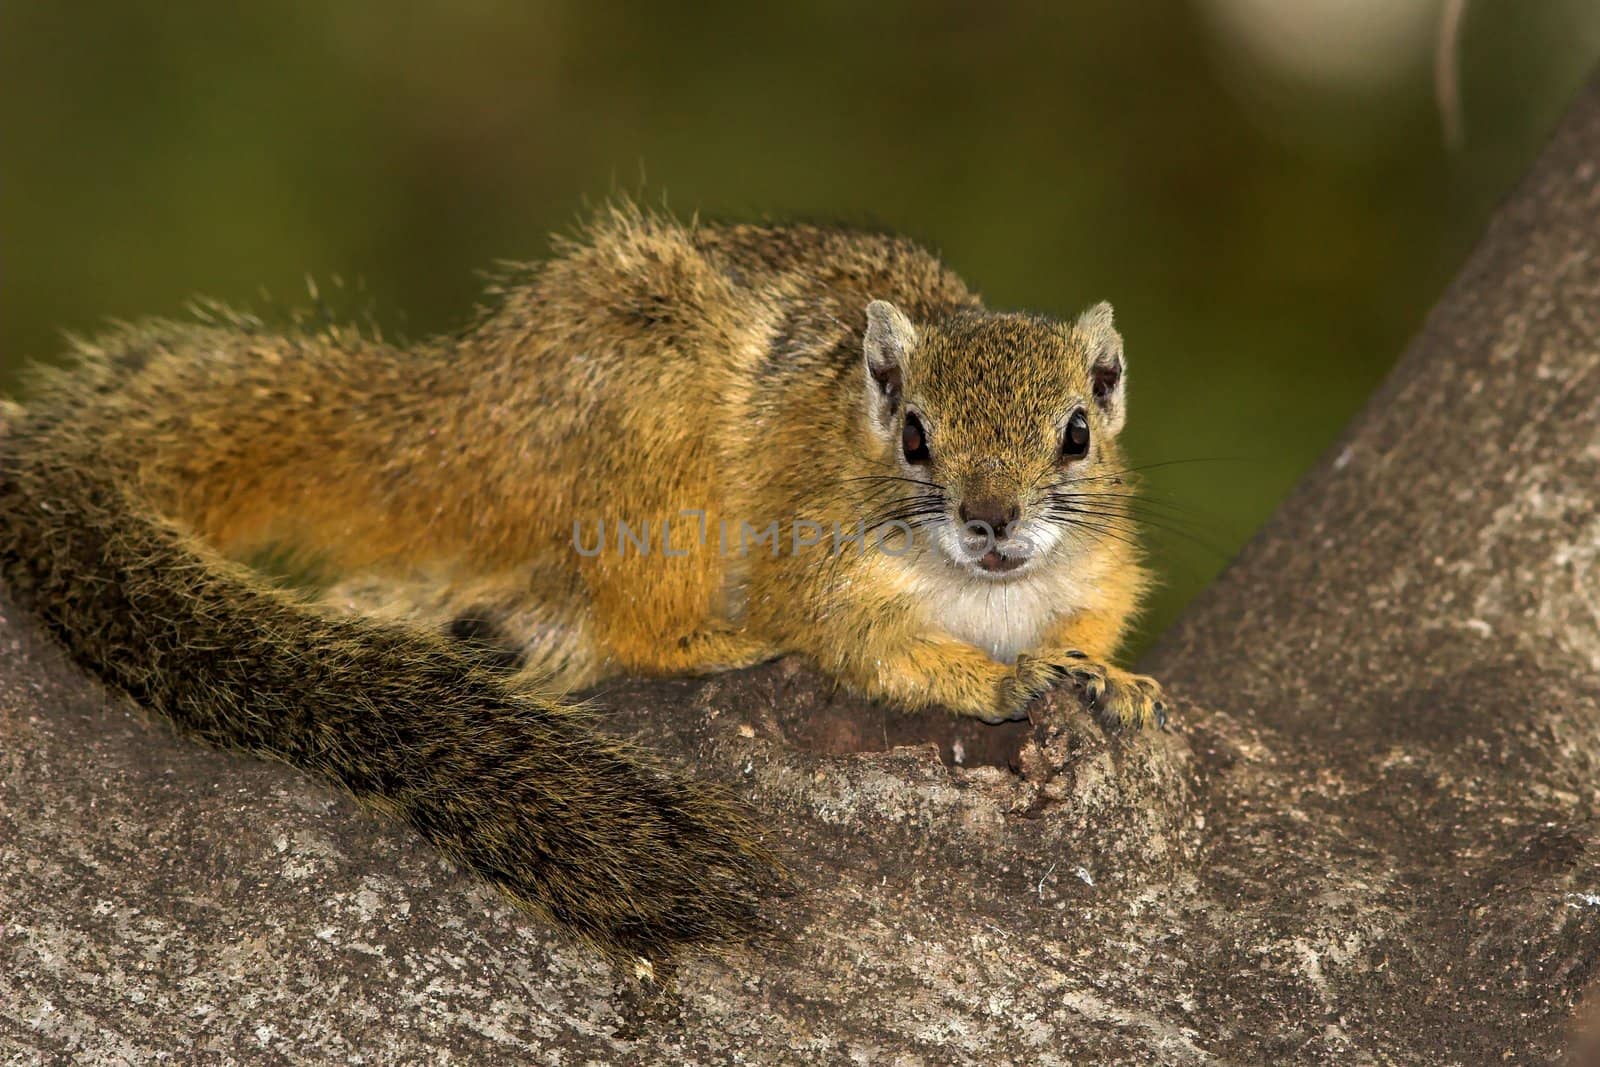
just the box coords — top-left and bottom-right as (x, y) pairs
(990, 648), (1101, 723)
(996, 651), (1167, 730)
(1089, 666), (1167, 731)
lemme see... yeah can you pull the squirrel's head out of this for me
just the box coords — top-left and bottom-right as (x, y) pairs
(860, 299), (1130, 580)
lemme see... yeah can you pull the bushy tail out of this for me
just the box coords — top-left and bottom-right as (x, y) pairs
(0, 405), (777, 963)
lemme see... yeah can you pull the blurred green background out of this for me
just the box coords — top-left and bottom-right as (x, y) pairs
(5, 2), (1598, 653)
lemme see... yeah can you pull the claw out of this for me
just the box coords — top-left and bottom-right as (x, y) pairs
(1077, 673), (1106, 705)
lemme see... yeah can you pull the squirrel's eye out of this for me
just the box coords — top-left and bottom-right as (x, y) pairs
(902, 413), (931, 464)
(1061, 409), (1090, 459)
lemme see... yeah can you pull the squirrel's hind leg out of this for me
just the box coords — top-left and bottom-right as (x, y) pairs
(321, 569), (609, 694)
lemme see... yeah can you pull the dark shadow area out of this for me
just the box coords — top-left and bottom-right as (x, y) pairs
(588, 656), (1071, 774)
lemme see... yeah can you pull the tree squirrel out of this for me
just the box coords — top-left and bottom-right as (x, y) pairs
(0, 205), (1163, 963)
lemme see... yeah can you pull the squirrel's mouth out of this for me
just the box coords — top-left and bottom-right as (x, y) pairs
(950, 540), (1036, 578)
(933, 518), (1046, 579)
(977, 549), (1028, 574)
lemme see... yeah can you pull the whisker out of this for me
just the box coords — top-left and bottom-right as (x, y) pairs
(1043, 503), (1229, 559)
(1048, 490), (1199, 520)
(1047, 515), (1146, 553)
(1091, 456), (1249, 478)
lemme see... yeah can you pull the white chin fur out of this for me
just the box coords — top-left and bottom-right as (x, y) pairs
(907, 519), (1092, 663)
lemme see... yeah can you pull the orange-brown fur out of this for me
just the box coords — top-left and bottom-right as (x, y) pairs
(0, 204), (1161, 963)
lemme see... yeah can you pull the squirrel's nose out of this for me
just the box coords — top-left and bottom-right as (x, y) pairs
(958, 498), (1020, 540)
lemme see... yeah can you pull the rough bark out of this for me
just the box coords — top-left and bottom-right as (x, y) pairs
(5, 76), (1600, 1067)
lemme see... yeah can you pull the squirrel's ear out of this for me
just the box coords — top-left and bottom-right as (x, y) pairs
(1075, 301), (1126, 435)
(863, 300), (916, 415)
